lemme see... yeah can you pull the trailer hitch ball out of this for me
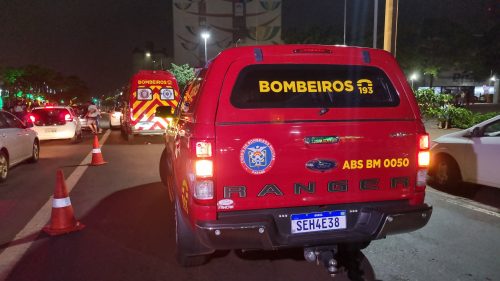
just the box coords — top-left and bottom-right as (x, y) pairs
(304, 249), (317, 263)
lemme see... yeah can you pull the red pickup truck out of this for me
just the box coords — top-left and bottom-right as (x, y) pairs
(159, 45), (432, 273)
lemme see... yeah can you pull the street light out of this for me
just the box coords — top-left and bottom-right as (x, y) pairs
(410, 73), (419, 90)
(201, 32), (210, 65)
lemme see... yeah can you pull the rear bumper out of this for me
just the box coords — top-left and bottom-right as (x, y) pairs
(194, 201), (432, 250)
(130, 129), (165, 135)
(32, 126), (77, 140)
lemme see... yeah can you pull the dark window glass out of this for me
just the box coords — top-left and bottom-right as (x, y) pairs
(484, 120), (500, 137)
(0, 112), (12, 128)
(31, 108), (70, 126)
(230, 64), (400, 108)
(2, 112), (24, 128)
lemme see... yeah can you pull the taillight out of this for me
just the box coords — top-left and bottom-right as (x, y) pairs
(418, 151), (430, 167)
(195, 141), (212, 157)
(193, 180), (214, 200)
(191, 139), (215, 204)
(195, 159), (213, 177)
(419, 134), (429, 150)
(64, 114), (73, 121)
(418, 134), (430, 167)
(416, 134), (430, 192)
(28, 115), (36, 123)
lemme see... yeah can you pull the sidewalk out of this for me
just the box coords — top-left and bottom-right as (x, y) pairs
(465, 103), (500, 114)
(424, 118), (461, 141)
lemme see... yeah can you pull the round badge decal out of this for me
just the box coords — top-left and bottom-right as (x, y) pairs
(240, 138), (276, 175)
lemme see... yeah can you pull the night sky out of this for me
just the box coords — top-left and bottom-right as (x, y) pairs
(0, 0), (491, 95)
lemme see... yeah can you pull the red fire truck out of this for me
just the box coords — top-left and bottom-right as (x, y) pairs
(121, 70), (180, 141)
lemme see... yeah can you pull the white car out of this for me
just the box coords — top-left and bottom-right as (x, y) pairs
(109, 107), (122, 128)
(0, 110), (39, 182)
(429, 115), (500, 189)
(28, 106), (83, 142)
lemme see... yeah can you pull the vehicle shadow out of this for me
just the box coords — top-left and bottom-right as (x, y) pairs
(5, 182), (379, 281)
(429, 182), (500, 209)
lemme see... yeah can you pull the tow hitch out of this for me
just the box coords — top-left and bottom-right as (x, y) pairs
(304, 246), (341, 277)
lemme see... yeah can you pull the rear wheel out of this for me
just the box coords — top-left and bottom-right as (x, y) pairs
(71, 130), (83, 143)
(0, 152), (9, 182)
(126, 133), (134, 143)
(432, 154), (461, 189)
(174, 201), (210, 267)
(28, 141), (39, 163)
(159, 148), (174, 201)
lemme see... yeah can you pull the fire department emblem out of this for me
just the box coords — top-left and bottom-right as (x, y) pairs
(240, 138), (275, 175)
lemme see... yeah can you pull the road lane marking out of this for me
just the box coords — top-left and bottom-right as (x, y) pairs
(428, 188), (500, 219)
(0, 130), (111, 280)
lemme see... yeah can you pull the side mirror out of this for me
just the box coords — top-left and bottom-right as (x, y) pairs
(471, 127), (483, 138)
(155, 106), (174, 118)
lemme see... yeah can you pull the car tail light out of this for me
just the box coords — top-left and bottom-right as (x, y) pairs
(418, 151), (430, 167)
(418, 135), (430, 168)
(195, 141), (212, 157)
(419, 134), (429, 150)
(416, 134), (430, 192)
(28, 114), (36, 123)
(194, 180), (214, 200)
(190, 139), (215, 205)
(64, 114), (73, 121)
(195, 159), (213, 177)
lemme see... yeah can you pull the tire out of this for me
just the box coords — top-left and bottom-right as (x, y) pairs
(71, 130), (83, 144)
(127, 133), (134, 143)
(174, 201), (210, 267)
(432, 154), (461, 189)
(159, 149), (169, 184)
(0, 151), (9, 182)
(159, 148), (174, 199)
(28, 141), (40, 163)
(70, 130), (82, 144)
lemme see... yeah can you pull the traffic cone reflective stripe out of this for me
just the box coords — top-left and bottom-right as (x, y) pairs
(52, 197), (72, 208)
(43, 169), (85, 236)
(90, 135), (106, 165)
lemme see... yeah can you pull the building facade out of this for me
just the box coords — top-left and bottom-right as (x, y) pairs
(173, 0), (282, 67)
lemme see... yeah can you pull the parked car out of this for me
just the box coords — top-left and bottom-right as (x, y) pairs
(429, 115), (500, 189)
(0, 110), (39, 182)
(71, 105), (89, 130)
(109, 107), (122, 129)
(27, 106), (83, 142)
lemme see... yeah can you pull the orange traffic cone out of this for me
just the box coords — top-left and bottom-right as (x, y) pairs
(43, 169), (85, 236)
(90, 135), (106, 166)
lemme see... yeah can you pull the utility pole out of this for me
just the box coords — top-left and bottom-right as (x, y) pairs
(383, 0), (398, 56)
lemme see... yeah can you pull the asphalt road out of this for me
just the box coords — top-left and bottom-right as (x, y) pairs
(0, 129), (499, 281)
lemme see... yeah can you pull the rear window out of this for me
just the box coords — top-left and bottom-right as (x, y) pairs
(230, 64), (400, 108)
(31, 108), (70, 126)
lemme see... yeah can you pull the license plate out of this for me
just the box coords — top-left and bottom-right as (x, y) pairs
(291, 211), (346, 234)
(45, 129), (57, 133)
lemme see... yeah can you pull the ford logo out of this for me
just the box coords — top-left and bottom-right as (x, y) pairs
(305, 159), (337, 172)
